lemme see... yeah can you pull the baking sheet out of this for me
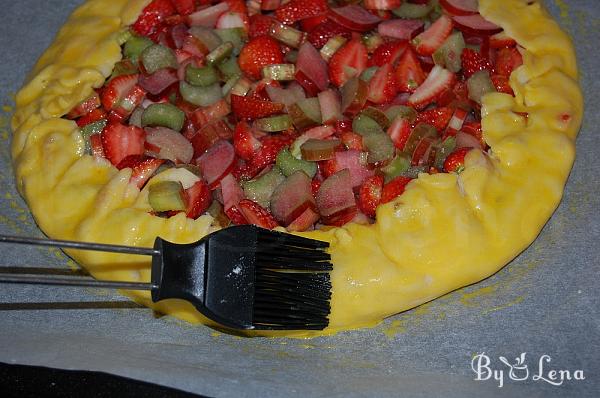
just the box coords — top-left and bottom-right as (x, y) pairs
(0, 0), (598, 396)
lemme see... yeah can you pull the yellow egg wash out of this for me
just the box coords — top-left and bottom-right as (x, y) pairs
(11, 0), (582, 336)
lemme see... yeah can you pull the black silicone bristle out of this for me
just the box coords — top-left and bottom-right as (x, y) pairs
(252, 229), (332, 330)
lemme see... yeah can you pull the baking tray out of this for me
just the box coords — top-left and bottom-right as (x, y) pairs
(0, 1), (598, 396)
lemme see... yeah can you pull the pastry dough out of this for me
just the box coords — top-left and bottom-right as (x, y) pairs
(11, 0), (582, 336)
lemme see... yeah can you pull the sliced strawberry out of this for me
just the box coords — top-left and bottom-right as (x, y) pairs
(132, 0), (177, 36)
(261, 0), (283, 11)
(249, 14), (276, 39)
(101, 74), (146, 118)
(381, 176), (412, 203)
(491, 74), (514, 95)
(275, 0), (329, 25)
(66, 93), (101, 119)
(216, 11), (249, 31)
(270, 170), (316, 225)
(494, 47), (523, 77)
(233, 121), (262, 160)
(196, 140), (236, 189)
(299, 14), (328, 32)
(321, 206), (358, 227)
(446, 107), (469, 133)
(395, 47), (426, 93)
(306, 19), (352, 49)
(316, 169), (357, 218)
(340, 131), (364, 151)
(238, 36), (284, 80)
(489, 31), (517, 49)
(367, 63), (399, 104)
(101, 123), (146, 166)
(408, 65), (456, 110)
(461, 48), (491, 78)
(416, 107), (454, 131)
(386, 116), (412, 150)
(116, 155), (165, 189)
(370, 40), (408, 67)
(220, 173), (247, 224)
(329, 5), (382, 32)
(443, 147), (471, 173)
(378, 19), (424, 41)
(89, 134), (104, 157)
(171, 0), (195, 16)
(287, 206), (320, 232)
(411, 136), (437, 166)
(235, 134), (296, 180)
(439, 0), (479, 16)
(76, 108), (107, 128)
(185, 180), (212, 219)
(295, 70), (320, 97)
(230, 94), (284, 120)
(224, 0), (247, 14)
(189, 99), (231, 127)
(238, 199), (279, 229)
(358, 175), (384, 218)
(328, 39), (368, 87)
(364, 0), (402, 10)
(412, 14), (453, 56)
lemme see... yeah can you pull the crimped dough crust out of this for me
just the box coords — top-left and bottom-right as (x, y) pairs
(11, 0), (582, 335)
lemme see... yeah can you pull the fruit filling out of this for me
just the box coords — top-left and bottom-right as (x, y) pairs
(65, 0), (523, 231)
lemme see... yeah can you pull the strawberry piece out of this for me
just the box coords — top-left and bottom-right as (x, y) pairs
(367, 63), (399, 104)
(306, 19), (352, 49)
(329, 5), (381, 32)
(185, 180), (212, 219)
(386, 116), (411, 150)
(238, 36), (284, 80)
(412, 14), (453, 56)
(358, 175), (384, 218)
(489, 31), (517, 49)
(461, 48), (490, 78)
(238, 199), (279, 229)
(171, 0), (195, 16)
(101, 74), (146, 117)
(89, 134), (104, 157)
(66, 93), (101, 119)
(235, 134), (296, 179)
(321, 206), (358, 227)
(197, 140), (237, 189)
(295, 70), (320, 97)
(494, 47), (523, 77)
(378, 19), (424, 41)
(443, 147), (471, 173)
(275, 0), (329, 25)
(230, 94), (284, 120)
(287, 206), (320, 232)
(460, 121), (485, 147)
(364, 0), (402, 10)
(101, 123), (146, 166)
(132, 0), (177, 36)
(381, 176), (412, 204)
(408, 65), (456, 110)
(340, 131), (363, 151)
(395, 47), (426, 93)
(328, 39), (368, 87)
(220, 173), (247, 224)
(300, 14), (328, 32)
(370, 40), (408, 67)
(249, 14), (276, 39)
(76, 108), (107, 128)
(411, 136), (437, 166)
(116, 155), (166, 189)
(491, 74), (514, 95)
(224, 0), (247, 14)
(416, 107), (454, 131)
(190, 120), (233, 158)
(233, 121), (262, 160)
(189, 99), (231, 127)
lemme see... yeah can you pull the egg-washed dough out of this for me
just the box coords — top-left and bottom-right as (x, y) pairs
(11, 0), (582, 336)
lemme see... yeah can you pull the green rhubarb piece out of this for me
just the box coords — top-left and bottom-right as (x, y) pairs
(288, 98), (322, 130)
(124, 35), (153, 64)
(276, 148), (317, 178)
(467, 70), (497, 104)
(255, 115), (293, 132)
(360, 107), (391, 130)
(384, 105), (418, 123)
(433, 32), (465, 73)
(179, 81), (222, 107)
(129, 106), (144, 127)
(404, 123), (437, 155)
(221, 75), (241, 96)
(218, 56), (241, 80)
(79, 119), (107, 154)
(148, 181), (187, 212)
(242, 166), (286, 208)
(352, 114), (384, 136)
(320, 36), (347, 61)
(270, 23), (304, 48)
(206, 42), (234, 65)
(186, 65), (218, 87)
(362, 33), (384, 53)
(359, 66), (379, 83)
(117, 30), (133, 46)
(341, 77), (368, 114)
(141, 44), (177, 74)
(362, 132), (395, 164)
(262, 64), (296, 81)
(215, 28), (246, 55)
(400, 165), (429, 178)
(392, 1), (433, 19)
(434, 136), (457, 170)
(141, 103), (185, 132)
(189, 26), (222, 51)
(382, 153), (411, 182)
(428, 0), (443, 21)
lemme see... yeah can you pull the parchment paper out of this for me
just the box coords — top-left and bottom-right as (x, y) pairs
(0, 1), (598, 396)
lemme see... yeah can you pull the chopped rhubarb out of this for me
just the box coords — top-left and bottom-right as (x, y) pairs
(196, 139), (236, 189)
